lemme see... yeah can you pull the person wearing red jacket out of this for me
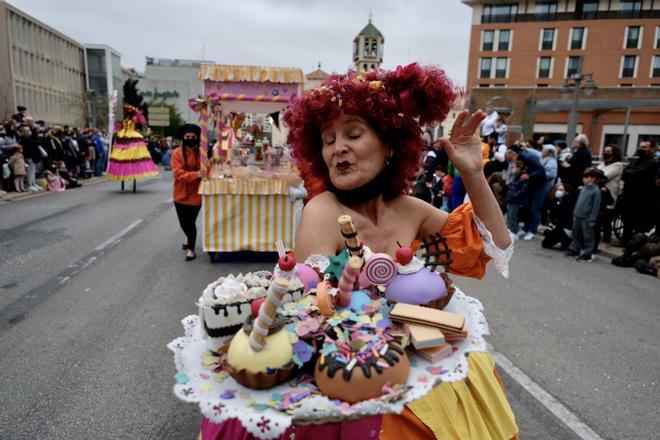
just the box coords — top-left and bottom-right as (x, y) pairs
(172, 124), (206, 261)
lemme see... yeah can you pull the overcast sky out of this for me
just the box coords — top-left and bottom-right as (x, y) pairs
(9, 0), (473, 86)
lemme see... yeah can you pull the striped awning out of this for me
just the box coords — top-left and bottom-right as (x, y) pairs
(198, 64), (305, 83)
(199, 177), (297, 196)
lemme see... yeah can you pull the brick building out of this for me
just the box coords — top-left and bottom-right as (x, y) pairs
(462, 0), (660, 155)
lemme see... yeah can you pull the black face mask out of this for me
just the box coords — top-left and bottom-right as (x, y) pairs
(636, 149), (650, 159)
(182, 138), (199, 148)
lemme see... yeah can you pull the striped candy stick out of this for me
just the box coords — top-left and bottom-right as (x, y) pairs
(249, 277), (289, 352)
(338, 215), (364, 259)
(199, 102), (209, 171)
(337, 256), (362, 307)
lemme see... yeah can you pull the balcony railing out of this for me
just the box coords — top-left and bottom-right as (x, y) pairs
(481, 9), (660, 23)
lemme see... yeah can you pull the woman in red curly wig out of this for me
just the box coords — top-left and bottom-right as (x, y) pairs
(200, 63), (518, 439)
(292, 63), (517, 439)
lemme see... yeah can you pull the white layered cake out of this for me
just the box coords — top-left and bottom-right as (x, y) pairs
(198, 272), (271, 351)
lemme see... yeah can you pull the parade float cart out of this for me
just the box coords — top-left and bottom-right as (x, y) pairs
(199, 171), (305, 261)
(190, 65), (305, 261)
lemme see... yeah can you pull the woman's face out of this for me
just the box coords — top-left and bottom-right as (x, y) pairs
(320, 114), (388, 190)
(183, 133), (198, 140)
(604, 146), (613, 157)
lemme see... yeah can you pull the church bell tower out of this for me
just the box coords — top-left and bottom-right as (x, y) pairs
(353, 16), (384, 72)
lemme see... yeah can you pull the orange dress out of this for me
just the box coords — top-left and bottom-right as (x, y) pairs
(380, 203), (518, 440)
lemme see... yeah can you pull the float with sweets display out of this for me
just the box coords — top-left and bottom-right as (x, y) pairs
(187, 65), (306, 261)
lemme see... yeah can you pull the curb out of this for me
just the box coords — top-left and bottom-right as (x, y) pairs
(533, 227), (621, 260)
(0, 177), (106, 204)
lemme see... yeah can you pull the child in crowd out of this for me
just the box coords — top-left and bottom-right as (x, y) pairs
(566, 168), (602, 262)
(542, 182), (577, 250)
(441, 172), (453, 212)
(8, 146), (26, 192)
(506, 161), (528, 239)
(431, 165), (446, 209)
(45, 165), (67, 192)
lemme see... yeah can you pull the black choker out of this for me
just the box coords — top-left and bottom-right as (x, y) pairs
(328, 172), (386, 204)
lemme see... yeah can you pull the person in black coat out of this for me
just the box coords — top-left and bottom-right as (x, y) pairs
(561, 134), (592, 188)
(542, 182), (577, 250)
(621, 139), (659, 244)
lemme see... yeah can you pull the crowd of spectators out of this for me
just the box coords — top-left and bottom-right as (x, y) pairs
(414, 112), (660, 277)
(0, 106), (111, 195)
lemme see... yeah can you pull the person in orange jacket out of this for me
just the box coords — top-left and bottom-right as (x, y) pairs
(172, 124), (206, 261)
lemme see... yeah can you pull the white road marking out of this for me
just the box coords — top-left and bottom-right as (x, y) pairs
(94, 219), (144, 251)
(493, 351), (605, 440)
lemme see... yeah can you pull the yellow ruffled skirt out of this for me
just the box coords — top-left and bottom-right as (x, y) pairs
(380, 352), (518, 440)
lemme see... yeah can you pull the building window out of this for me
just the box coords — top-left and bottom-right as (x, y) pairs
(541, 29), (555, 50)
(619, 0), (642, 19)
(495, 57), (508, 78)
(498, 30), (511, 51)
(652, 56), (660, 78)
(576, 0), (599, 19)
(483, 3), (518, 23)
(625, 26), (641, 49)
(621, 55), (637, 77)
(482, 30), (494, 51)
(537, 84), (549, 87)
(570, 28), (585, 50)
(480, 58), (492, 78)
(656, 27), (660, 49)
(535, 2), (558, 20)
(566, 56), (582, 77)
(538, 57), (552, 78)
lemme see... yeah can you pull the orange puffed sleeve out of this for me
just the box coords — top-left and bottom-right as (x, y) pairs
(440, 203), (490, 279)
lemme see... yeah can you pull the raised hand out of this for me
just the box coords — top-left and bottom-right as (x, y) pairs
(438, 110), (487, 177)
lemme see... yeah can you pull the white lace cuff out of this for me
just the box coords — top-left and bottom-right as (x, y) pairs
(472, 213), (514, 278)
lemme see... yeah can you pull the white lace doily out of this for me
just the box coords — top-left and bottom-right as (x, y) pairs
(168, 287), (489, 440)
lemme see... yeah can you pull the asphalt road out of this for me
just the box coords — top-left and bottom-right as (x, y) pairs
(0, 173), (657, 439)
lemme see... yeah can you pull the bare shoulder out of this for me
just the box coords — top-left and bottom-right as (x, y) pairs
(395, 195), (449, 238)
(296, 192), (344, 259)
(301, 191), (343, 221)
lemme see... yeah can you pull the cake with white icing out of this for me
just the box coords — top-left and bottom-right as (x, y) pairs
(198, 271), (307, 351)
(198, 272), (271, 351)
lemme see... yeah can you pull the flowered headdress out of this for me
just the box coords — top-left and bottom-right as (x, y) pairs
(284, 63), (458, 199)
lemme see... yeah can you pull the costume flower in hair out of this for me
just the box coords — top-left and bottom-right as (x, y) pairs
(284, 63), (458, 199)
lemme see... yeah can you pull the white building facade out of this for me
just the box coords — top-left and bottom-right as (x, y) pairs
(0, 1), (86, 125)
(138, 57), (213, 123)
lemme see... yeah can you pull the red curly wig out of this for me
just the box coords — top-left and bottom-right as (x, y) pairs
(284, 63), (458, 199)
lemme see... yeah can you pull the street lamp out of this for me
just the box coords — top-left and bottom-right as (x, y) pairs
(561, 73), (597, 146)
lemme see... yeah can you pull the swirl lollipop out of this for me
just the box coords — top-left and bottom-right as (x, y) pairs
(365, 253), (397, 286)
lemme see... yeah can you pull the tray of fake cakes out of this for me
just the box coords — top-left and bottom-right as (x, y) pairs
(169, 216), (491, 439)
